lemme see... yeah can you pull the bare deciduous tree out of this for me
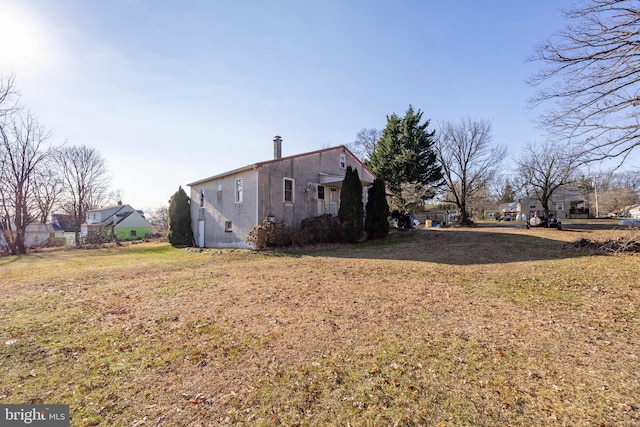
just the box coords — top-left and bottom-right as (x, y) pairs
(55, 145), (111, 247)
(529, 0), (640, 163)
(147, 205), (169, 237)
(33, 162), (64, 223)
(435, 118), (506, 224)
(0, 112), (54, 254)
(516, 142), (582, 217)
(347, 128), (381, 161)
(0, 74), (20, 119)
(586, 170), (640, 216)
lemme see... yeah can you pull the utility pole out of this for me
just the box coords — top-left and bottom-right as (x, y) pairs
(593, 177), (599, 218)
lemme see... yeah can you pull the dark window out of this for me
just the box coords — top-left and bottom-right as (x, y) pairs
(317, 185), (325, 200)
(284, 178), (294, 203)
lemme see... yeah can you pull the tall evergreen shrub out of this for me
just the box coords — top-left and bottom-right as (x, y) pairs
(338, 166), (364, 243)
(365, 178), (390, 239)
(168, 186), (194, 246)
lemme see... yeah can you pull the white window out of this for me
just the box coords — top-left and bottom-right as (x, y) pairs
(235, 178), (243, 203)
(557, 203), (564, 210)
(284, 178), (294, 203)
(340, 154), (346, 169)
(217, 183), (223, 201)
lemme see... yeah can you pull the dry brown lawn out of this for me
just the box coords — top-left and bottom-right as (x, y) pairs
(1, 224), (639, 426)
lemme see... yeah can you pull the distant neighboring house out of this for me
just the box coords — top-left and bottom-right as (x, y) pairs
(0, 222), (66, 250)
(187, 137), (376, 248)
(51, 213), (78, 246)
(483, 209), (501, 220)
(415, 208), (458, 225)
(24, 223), (57, 247)
(515, 187), (588, 220)
(82, 203), (153, 241)
(627, 204), (640, 219)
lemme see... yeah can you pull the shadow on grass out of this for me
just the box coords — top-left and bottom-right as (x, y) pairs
(287, 227), (596, 266)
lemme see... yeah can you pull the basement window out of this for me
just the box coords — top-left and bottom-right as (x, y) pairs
(225, 221), (233, 232)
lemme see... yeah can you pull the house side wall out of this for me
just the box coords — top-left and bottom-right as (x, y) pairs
(114, 212), (153, 240)
(117, 212), (153, 229)
(114, 227), (151, 240)
(256, 148), (374, 228)
(190, 169), (259, 248)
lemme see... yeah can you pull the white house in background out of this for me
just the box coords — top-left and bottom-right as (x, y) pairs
(627, 204), (640, 218)
(187, 137), (376, 248)
(0, 222), (66, 250)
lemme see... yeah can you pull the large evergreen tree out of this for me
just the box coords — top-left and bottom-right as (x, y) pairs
(338, 166), (364, 243)
(366, 105), (443, 211)
(498, 180), (516, 204)
(365, 178), (389, 239)
(168, 186), (194, 246)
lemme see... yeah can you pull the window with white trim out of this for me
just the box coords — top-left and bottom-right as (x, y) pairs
(340, 154), (346, 169)
(235, 178), (243, 203)
(217, 183), (223, 201)
(284, 178), (294, 203)
(225, 221), (233, 232)
(557, 203), (564, 210)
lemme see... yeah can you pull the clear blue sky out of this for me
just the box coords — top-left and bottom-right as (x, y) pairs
(2, 0), (582, 211)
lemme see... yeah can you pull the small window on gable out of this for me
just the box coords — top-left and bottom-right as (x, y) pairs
(284, 178), (294, 203)
(225, 221), (233, 232)
(317, 185), (325, 200)
(557, 203), (564, 210)
(217, 183), (223, 201)
(235, 178), (243, 203)
(340, 154), (346, 169)
(200, 189), (205, 207)
(529, 205), (536, 209)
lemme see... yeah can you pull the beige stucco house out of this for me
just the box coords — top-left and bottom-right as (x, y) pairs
(187, 138), (376, 248)
(515, 187), (588, 220)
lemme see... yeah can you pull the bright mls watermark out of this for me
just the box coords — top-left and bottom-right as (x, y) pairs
(1, 405), (69, 426)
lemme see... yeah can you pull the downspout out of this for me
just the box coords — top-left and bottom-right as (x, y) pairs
(255, 166), (260, 226)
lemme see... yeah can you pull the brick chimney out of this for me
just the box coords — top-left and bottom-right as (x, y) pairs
(273, 135), (282, 159)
